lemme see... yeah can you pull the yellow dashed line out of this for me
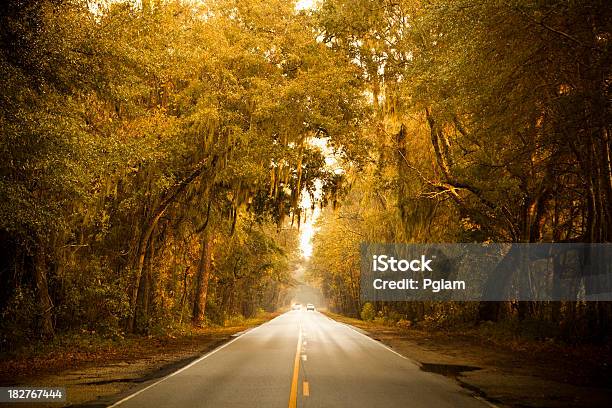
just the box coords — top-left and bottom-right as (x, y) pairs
(288, 326), (302, 408)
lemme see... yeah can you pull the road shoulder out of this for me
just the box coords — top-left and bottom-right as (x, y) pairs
(0, 314), (278, 407)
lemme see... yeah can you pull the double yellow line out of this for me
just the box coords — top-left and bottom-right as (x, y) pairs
(288, 325), (303, 408)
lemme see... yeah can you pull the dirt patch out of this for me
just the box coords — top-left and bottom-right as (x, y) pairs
(327, 312), (612, 408)
(0, 315), (276, 407)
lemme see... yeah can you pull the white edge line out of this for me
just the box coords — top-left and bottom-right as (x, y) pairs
(338, 322), (413, 362)
(474, 395), (501, 408)
(337, 321), (500, 408)
(108, 315), (280, 407)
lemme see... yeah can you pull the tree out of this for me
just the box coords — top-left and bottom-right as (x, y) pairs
(0, 0), (368, 344)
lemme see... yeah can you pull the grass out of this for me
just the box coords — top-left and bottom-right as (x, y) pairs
(0, 312), (279, 384)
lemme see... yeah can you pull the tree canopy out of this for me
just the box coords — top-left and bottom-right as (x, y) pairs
(1, 0), (611, 346)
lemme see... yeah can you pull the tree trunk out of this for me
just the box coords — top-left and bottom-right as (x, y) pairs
(192, 231), (213, 326)
(179, 266), (190, 324)
(34, 246), (54, 338)
(134, 234), (155, 332)
(127, 155), (218, 332)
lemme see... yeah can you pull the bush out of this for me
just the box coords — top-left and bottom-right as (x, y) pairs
(373, 316), (387, 325)
(386, 310), (403, 324)
(396, 319), (412, 329)
(360, 302), (375, 321)
(224, 314), (246, 327)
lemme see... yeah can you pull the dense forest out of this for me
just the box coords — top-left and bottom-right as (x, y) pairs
(0, 0), (365, 349)
(1, 0), (611, 351)
(306, 0), (612, 343)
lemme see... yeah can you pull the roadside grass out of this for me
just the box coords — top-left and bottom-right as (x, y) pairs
(324, 310), (610, 352)
(0, 312), (279, 384)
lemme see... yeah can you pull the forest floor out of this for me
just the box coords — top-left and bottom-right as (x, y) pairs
(0, 313), (279, 407)
(325, 312), (612, 408)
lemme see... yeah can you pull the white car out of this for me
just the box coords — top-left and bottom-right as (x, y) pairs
(306, 304), (315, 311)
(292, 303), (302, 310)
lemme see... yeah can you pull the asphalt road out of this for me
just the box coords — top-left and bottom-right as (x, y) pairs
(110, 311), (491, 408)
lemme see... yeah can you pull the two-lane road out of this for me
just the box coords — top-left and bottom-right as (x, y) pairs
(110, 311), (490, 408)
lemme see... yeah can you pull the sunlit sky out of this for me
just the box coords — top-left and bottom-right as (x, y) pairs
(295, 0), (329, 260)
(294, 0), (328, 261)
(298, 206), (321, 259)
(298, 137), (343, 260)
(295, 0), (315, 11)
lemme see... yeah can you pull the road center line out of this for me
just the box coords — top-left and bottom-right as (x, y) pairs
(288, 324), (303, 408)
(303, 381), (310, 397)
